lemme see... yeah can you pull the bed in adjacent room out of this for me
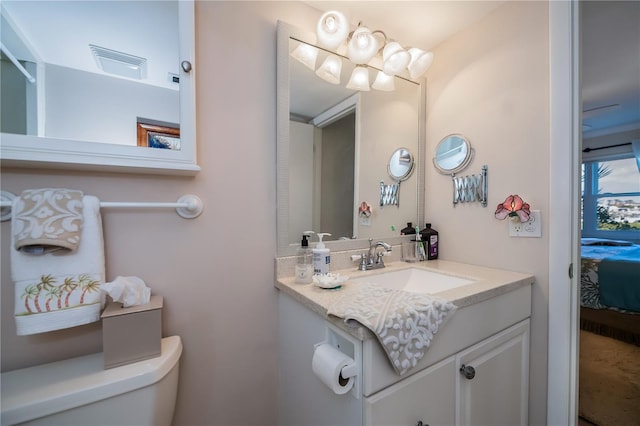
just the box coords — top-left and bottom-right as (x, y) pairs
(580, 238), (640, 345)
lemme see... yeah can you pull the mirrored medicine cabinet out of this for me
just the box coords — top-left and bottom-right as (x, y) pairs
(277, 21), (426, 256)
(0, 0), (198, 175)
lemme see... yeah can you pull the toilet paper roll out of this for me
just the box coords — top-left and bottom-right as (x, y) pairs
(312, 343), (356, 395)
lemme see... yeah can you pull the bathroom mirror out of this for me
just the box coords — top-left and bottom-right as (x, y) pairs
(388, 148), (415, 182)
(0, 1), (198, 174)
(277, 21), (425, 256)
(433, 134), (473, 175)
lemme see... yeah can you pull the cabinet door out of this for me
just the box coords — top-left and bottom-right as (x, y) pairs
(365, 356), (456, 426)
(456, 319), (530, 426)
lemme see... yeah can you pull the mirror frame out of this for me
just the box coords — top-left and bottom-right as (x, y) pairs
(0, 1), (198, 175)
(433, 134), (473, 175)
(388, 147), (415, 182)
(277, 20), (425, 256)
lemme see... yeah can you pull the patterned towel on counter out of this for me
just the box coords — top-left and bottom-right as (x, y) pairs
(12, 188), (84, 254)
(327, 285), (456, 375)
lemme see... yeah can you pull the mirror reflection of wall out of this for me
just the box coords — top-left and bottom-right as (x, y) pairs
(0, 1), (179, 146)
(286, 34), (421, 247)
(289, 108), (355, 243)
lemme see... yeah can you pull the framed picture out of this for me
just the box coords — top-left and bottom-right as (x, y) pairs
(136, 122), (181, 150)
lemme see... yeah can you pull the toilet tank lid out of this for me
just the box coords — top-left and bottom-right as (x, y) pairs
(0, 336), (182, 426)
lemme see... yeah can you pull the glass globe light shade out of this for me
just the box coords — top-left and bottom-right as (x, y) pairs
(316, 11), (349, 50)
(347, 27), (379, 64)
(291, 43), (319, 71)
(346, 66), (371, 91)
(382, 41), (411, 76)
(315, 54), (342, 85)
(408, 48), (434, 79)
(372, 71), (395, 91)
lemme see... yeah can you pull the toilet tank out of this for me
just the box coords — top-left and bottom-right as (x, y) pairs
(1, 336), (182, 426)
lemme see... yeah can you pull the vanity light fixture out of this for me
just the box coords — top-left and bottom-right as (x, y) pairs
(372, 71), (394, 91)
(347, 26), (381, 64)
(291, 42), (319, 71)
(346, 66), (371, 91)
(382, 41), (411, 76)
(316, 10), (350, 50)
(293, 9), (435, 92)
(408, 48), (435, 80)
(315, 54), (342, 84)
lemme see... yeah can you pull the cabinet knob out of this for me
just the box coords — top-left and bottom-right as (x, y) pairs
(459, 364), (476, 380)
(181, 60), (192, 73)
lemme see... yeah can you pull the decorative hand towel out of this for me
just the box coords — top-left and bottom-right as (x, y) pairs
(327, 285), (456, 375)
(11, 195), (105, 335)
(12, 188), (84, 254)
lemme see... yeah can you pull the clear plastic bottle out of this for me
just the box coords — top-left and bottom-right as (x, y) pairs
(295, 232), (314, 284)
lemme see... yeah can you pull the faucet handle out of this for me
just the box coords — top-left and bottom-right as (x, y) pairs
(358, 253), (367, 271)
(375, 251), (392, 266)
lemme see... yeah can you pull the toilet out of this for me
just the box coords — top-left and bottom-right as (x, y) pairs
(0, 335), (182, 426)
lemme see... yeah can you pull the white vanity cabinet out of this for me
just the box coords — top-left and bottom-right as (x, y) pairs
(276, 261), (534, 426)
(364, 356), (456, 426)
(456, 320), (530, 425)
(363, 320), (530, 426)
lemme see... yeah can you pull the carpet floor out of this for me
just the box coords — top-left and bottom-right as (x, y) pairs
(579, 330), (640, 426)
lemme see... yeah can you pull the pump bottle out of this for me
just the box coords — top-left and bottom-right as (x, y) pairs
(295, 231), (314, 284)
(312, 233), (331, 275)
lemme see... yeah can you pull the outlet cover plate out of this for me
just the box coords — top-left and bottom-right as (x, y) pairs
(509, 210), (542, 237)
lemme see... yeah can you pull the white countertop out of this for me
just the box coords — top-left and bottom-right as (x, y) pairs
(275, 259), (535, 340)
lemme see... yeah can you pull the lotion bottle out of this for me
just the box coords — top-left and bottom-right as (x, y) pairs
(295, 231), (314, 284)
(312, 233), (331, 275)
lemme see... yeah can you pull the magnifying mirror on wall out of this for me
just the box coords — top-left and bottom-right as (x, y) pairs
(433, 134), (473, 174)
(388, 148), (415, 182)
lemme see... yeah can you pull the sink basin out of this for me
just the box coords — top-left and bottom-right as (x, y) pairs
(350, 267), (475, 294)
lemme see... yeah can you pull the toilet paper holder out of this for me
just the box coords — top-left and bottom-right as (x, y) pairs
(314, 324), (362, 398)
(313, 341), (358, 381)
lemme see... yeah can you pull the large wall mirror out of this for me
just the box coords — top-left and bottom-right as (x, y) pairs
(0, 0), (198, 174)
(277, 21), (425, 256)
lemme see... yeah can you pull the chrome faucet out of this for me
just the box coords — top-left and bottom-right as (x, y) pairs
(358, 238), (392, 271)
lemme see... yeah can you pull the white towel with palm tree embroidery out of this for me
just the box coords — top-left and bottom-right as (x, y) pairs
(11, 194), (105, 335)
(327, 285), (456, 375)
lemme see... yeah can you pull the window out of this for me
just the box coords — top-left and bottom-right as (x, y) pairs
(582, 156), (640, 241)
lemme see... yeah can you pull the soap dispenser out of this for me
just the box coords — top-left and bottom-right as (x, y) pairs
(295, 231), (314, 284)
(312, 233), (331, 275)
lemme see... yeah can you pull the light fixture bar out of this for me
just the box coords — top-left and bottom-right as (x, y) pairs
(290, 36), (415, 85)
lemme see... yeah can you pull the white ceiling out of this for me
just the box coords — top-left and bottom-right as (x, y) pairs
(2, 1), (638, 135)
(1, 0), (179, 90)
(581, 1), (640, 136)
(303, 1), (640, 135)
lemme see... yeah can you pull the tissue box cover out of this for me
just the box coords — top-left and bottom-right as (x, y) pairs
(101, 295), (163, 369)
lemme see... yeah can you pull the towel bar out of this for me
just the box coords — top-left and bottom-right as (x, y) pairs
(0, 191), (203, 221)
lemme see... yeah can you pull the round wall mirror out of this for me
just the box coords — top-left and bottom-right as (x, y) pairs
(433, 134), (473, 174)
(388, 148), (415, 182)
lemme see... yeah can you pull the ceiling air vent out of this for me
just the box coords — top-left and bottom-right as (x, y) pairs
(90, 44), (147, 80)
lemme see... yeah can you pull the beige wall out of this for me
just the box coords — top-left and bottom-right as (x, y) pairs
(1, 1), (552, 425)
(426, 2), (550, 423)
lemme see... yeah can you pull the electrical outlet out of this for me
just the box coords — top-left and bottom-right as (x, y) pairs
(509, 210), (542, 237)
